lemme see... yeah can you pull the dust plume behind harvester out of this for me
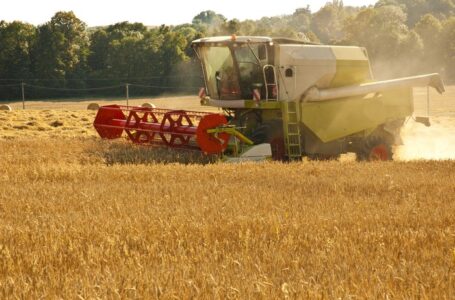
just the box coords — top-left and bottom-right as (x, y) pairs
(94, 35), (445, 161)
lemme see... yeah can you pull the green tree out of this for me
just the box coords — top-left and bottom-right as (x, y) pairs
(238, 20), (257, 35)
(192, 11), (227, 35)
(302, 31), (320, 43)
(441, 17), (455, 79)
(221, 19), (241, 35)
(376, 0), (455, 26)
(253, 16), (298, 38)
(173, 24), (204, 57)
(157, 26), (189, 77)
(289, 7), (312, 33)
(414, 14), (444, 73)
(344, 5), (424, 77)
(87, 29), (109, 76)
(33, 11), (89, 87)
(0, 21), (36, 80)
(89, 22), (162, 82)
(311, 0), (346, 43)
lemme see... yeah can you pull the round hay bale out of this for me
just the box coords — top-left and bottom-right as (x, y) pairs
(142, 102), (156, 109)
(87, 103), (100, 110)
(0, 104), (12, 111)
(50, 120), (64, 127)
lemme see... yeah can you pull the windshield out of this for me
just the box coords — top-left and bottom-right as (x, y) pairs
(198, 44), (267, 100)
(199, 46), (240, 100)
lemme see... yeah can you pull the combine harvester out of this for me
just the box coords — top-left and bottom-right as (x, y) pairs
(94, 35), (445, 161)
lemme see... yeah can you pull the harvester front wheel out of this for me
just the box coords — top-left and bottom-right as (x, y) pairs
(307, 153), (340, 161)
(251, 120), (286, 161)
(356, 135), (393, 161)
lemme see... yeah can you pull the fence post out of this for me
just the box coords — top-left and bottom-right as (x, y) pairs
(126, 83), (129, 107)
(21, 82), (25, 110)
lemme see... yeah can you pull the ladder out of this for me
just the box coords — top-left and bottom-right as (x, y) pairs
(282, 101), (302, 160)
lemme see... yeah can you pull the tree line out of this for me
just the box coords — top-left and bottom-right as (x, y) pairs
(0, 0), (454, 100)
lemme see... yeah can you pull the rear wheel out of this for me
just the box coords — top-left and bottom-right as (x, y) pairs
(251, 120), (286, 161)
(356, 134), (393, 161)
(270, 136), (286, 161)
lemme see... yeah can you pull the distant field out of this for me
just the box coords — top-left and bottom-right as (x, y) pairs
(0, 87), (454, 298)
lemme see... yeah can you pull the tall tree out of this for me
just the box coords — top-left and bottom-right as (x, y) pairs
(192, 10), (227, 35)
(87, 28), (109, 76)
(441, 17), (455, 79)
(157, 26), (189, 77)
(289, 7), (312, 33)
(0, 21), (36, 80)
(89, 22), (158, 80)
(344, 5), (423, 77)
(221, 19), (241, 35)
(253, 16), (298, 38)
(311, 0), (346, 42)
(32, 11), (89, 87)
(414, 14), (444, 73)
(173, 24), (204, 57)
(376, 0), (455, 26)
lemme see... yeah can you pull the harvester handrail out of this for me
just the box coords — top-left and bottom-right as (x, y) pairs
(262, 64), (279, 101)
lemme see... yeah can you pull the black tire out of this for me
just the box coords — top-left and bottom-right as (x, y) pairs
(307, 153), (340, 161)
(250, 120), (286, 161)
(356, 134), (393, 161)
(250, 124), (271, 144)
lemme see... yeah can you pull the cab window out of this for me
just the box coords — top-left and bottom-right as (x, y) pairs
(199, 46), (240, 100)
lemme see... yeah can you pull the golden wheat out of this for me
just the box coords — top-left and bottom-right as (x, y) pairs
(0, 137), (454, 298)
(0, 87), (454, 298)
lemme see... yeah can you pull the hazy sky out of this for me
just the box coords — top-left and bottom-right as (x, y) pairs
(1, 0), (377, 26)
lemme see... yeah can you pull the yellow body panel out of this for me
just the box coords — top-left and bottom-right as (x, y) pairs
(330, 46), (372, 87)
(300, 88), (413, 142)
(330, 61), (372, 87)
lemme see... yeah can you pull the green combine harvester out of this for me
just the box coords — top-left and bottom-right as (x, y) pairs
(94, 35), (445, 161)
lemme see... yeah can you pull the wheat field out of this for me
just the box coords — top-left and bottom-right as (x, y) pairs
(0, 88), (454, 298)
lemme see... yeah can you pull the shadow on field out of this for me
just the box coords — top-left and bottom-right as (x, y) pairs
(96, 141), (218, 165)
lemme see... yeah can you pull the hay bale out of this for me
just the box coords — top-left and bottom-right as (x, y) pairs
(142, 102), (156, 109)
(0, 104), (12, 111)
(87, 103), (100, 110)
(50, 120), (64, 127)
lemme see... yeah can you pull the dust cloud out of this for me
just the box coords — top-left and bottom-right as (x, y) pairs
(395, 117), (455, 160)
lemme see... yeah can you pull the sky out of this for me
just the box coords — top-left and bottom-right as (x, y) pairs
(1, 0), (377, 27)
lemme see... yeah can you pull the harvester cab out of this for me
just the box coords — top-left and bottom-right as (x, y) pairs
(193, 36), (277, 104)
(94, 35), (445, 162)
